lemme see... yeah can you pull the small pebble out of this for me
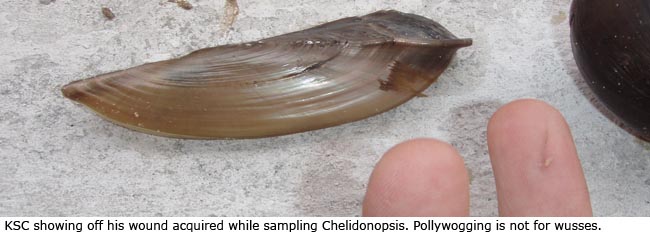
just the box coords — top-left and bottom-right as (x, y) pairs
(176, 0), (193, 10)
(102, 7), (115, 20)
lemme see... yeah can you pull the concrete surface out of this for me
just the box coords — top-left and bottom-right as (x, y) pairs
(1, 0), (649, 216)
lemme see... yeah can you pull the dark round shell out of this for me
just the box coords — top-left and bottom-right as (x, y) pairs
(570, 0), (650, 141)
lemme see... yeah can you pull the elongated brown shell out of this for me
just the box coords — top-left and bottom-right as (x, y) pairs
(571, 0), (650, 141)
(62, 10), (472, 139)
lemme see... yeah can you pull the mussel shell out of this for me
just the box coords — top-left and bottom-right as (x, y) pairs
(62, 10), (471, 139)
(570, 0), (650, 141)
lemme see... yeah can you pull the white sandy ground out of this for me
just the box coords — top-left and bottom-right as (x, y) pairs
(0, 0), (648, 216)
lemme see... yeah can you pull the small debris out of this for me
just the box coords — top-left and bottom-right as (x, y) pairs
(551, 11), (567, 25)
(169, 0), (193, 10)
(102, 7), (115, 20)
(178, 1), (193, 10)
(222, 0), (240, 30)
(39, 0), (55, 5)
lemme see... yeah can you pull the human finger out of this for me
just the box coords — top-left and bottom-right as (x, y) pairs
(363, 138), (470, 216)
(487, 99), (592, 216)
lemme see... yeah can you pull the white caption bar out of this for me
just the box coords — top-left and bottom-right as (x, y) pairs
(1, 217), (647, 233)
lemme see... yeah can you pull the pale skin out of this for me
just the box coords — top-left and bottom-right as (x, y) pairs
(363, 99), (593, 216)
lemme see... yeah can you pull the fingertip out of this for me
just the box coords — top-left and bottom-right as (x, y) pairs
(382, 139), (465, 172)
(487, 99), (569, 164)
(488, 99), (563, 138)
(487, 99), (592, 216)
(363, 138), (469, 217)
(488, 99), (573, 169)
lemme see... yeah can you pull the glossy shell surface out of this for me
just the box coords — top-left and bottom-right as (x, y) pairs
(62, 10), (471, 139)
(571, 0), (650, 140)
